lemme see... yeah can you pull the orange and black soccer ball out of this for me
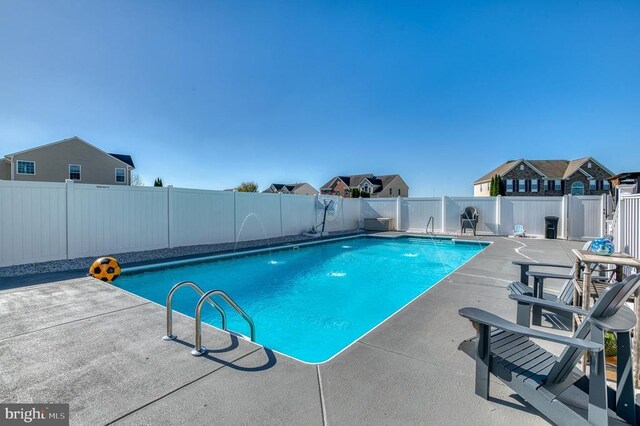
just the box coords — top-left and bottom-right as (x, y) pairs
(89, 257), (121, 283)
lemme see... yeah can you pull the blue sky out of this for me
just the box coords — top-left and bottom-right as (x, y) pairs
(1, 1), (639, 195)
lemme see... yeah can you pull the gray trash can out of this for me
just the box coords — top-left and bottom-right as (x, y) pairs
(545, 216), (559, 239)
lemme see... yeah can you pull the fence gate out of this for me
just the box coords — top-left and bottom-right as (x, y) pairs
(567, 195), (606, 241)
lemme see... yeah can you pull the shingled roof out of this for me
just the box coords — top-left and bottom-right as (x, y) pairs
(264, 183), (314, 193)
(475, 157), (613, 184)
(320, 174), (402, 191)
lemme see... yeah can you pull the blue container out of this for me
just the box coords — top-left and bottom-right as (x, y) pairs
(590, 238), (615, 256)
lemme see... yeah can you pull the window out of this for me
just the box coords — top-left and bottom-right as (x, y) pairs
(530, 179), (538, 192)
(602, 180), (611, 191)
(389, 188), (392, 195)
(587, 161), (592, 169)
(69, 164), (81, 181)
(519, 164), (524, 171)
(17, 160), (35, 175)
(115, 168), (125, 183)
(571, 181), (585, 195)
(589, 179), (597, 191)
(554, 180), (562, 191)
(506, 180), (513, 192)
(518, 179), (526, 192)
(397, 188), (401, 196)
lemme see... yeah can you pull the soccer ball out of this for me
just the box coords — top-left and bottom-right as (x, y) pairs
(89, 257), (121, 283)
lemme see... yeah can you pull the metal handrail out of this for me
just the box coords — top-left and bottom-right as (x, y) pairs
(426, 216), (435, 234)
(192, 290), (256, 356)
(162, 281), (227, 341)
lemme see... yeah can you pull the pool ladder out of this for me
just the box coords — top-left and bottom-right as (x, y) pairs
(426, 216), (435, 234)
(162, 281), (256, 356)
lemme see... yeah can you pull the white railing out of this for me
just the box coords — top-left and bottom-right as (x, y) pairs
(614, 194), (640, 260)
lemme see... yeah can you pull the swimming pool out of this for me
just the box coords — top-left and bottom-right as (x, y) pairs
(114, 236), (488, 363)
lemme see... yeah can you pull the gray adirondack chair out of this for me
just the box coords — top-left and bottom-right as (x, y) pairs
(508, 241), (594, 325)
(459, 273), (640, 425)
(508, 261), (577, 327)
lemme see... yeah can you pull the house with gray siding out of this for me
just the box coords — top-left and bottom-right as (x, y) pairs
(1, 137), (135, 185)
(474, 157), (614, 197)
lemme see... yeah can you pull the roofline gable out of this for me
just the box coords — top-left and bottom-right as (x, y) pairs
(383, 175), (409, 189)
(584, 157), (615, 176)
(572, 168), (593, 179)
(320, 176), (347, 189)
(4, 136), (134, 169)
(474, 160), (522, 184)
(520, 160), (548, 178)
(358, 178), (374, 187)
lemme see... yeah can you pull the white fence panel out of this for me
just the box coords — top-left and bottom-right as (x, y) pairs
(281, 194), (316, 236)
(0, 181), (67, 267)
(361, 198), (398, 230)
(445, 197), (498, 234)
(403, 198), (442, 232)
(337, 197), (361, 231)
(617, 194), (640, 260)
(568, 195), (604, 241)
(4, 176), (623, 268)
(67, 184), (169, 258)
(319, 197), (350, 232)
(170, 188), (235, 247)
(362, 199), (397, 219)
(501, 196), (564, 238)
(235, 192), (282, 241)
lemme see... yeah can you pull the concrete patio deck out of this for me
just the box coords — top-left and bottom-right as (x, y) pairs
(0, 236), (629, 425)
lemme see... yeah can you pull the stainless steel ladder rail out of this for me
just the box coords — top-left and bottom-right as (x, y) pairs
(192, 290), (256, 356)
(426, 216), (435, 234)
(162, 281), (227, 341)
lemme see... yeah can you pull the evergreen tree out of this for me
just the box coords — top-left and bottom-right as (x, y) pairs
(489, 176), (496, 196)
(154, 177), (163, 187)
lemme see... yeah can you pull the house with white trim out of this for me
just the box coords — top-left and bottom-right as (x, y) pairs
(320, 174), (409, 198)
(474, 157), (614, 197)
(0, 136), (135, 185)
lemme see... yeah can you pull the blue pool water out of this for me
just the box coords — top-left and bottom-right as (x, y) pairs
(114, 236), (487, 363)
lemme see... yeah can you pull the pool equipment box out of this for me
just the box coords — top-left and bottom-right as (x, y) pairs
(364, 217), (393, 231)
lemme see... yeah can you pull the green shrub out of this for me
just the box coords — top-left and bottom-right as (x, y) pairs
(605, 332), (617, 357)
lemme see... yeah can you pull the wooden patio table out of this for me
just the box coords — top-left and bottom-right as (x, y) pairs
(572, 249), (640, 394)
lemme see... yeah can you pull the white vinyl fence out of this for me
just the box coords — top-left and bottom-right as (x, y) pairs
(615, 194), (640, 261)
(0, 179), (611, 267)
(0, 181), (360, 267)
(362, 194), (607, 241)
